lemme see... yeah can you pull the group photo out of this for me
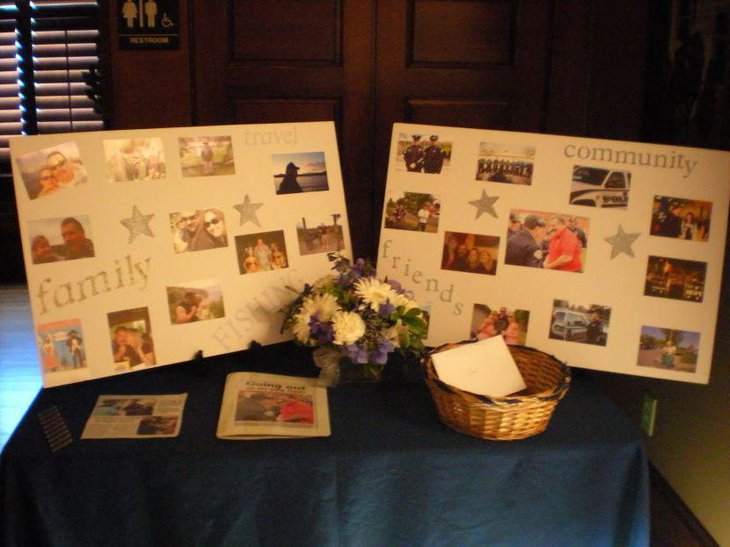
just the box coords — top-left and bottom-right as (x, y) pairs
(475, 142), (534, 185)
(441, 231), (499, 275)
(396, 133), (451, 174)
(470, 304), (529, 346)
(235, 230), (289, 274)
(383, 191), (440, 233)
(36, 319), (87, 373)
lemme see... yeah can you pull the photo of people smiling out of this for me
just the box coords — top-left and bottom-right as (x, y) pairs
(15, 141), (89, 199)
(170, 208), (228, 253)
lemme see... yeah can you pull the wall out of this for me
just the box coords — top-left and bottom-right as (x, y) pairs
(106, 1), (192, 129)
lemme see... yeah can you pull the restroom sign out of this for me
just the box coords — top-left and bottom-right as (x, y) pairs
(118, 0), (180, 50)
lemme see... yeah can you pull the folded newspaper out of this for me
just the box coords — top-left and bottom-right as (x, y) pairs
(217, 372), (330, 440)
(81, 394), (187, 439)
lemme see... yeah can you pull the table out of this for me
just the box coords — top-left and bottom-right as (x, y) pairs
(1, 343), (649, 546)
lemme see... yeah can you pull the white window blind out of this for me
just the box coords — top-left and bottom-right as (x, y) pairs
(0, 0), (102, 163)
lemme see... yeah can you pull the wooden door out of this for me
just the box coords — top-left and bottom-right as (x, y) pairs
(191, 0), (550, 259)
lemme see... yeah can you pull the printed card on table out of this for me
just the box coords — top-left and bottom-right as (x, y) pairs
(377, 124), (729, 383)
(11, 122), (352, 387)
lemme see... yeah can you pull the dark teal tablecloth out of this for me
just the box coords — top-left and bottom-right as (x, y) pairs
(1, 342), (649, 546)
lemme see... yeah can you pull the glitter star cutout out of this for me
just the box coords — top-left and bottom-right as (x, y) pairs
(233, 195), (263, 227)
(604, 225), (640, 259)
(469, 189), (499, 219)
(120, 205), (154, 243)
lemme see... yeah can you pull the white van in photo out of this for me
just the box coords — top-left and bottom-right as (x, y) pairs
(569, 166), (631, 208)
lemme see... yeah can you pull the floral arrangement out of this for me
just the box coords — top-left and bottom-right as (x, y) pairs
(281, 253), (429, 369)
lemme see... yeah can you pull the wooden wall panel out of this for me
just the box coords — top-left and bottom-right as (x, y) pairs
(232, 0), (341, 63)
(411, 0), (513, 66)
(406, 99), (511, 129)
(234, 99), (341, 128)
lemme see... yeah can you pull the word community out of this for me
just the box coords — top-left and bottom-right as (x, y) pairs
(36, 254), (151, 315)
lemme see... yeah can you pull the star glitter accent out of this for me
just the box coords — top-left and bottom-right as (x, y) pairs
(120, 205), (154, 243)
(604, 225), (640, 259)
(468, 189), (499, 219)
(233, 195), (263, 227)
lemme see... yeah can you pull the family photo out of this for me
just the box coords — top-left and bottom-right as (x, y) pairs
(166, 281), (225, 324)
(107, 307), (156, 371)
(15, 141), (89, 199)
(36, 319), (87, 373)
(234, 230), (289, 274)
(28, 216), (95, 264)
(470, 304), (529, 345)
(441, 231), (499, 275)
(170, 208), (228, 253)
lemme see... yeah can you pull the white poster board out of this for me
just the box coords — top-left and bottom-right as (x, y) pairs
(11, 122), (351, 388)
(377, 123), (729, 383)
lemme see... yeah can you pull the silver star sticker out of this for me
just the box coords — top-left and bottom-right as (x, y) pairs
(120, 205), (154, 243)
(469, 190), (499, 219)
(233, 195), (263, 227)
(604, 225), (640, 259)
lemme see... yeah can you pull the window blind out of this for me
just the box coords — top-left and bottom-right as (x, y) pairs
(0, 0), (102, 163)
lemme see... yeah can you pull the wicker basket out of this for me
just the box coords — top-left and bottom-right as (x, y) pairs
(423, 341), (571, 441)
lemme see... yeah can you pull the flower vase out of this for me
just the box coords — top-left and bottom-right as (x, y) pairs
(312, 347), (385, 386)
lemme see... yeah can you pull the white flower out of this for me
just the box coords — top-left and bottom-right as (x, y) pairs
(354, 277), (399, 311)
(291, 292), (341, 343)
(391, 292), (420, 311)
(331, 310), (366, 346)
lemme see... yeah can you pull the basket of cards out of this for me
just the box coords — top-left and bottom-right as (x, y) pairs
(423, 341), (571, 441)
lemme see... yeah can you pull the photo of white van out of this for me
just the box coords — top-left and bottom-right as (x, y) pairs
(569, 166), (631, 208)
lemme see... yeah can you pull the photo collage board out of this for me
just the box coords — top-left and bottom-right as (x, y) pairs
(378, 123), (730, 383)
(11, 122), (352, 388)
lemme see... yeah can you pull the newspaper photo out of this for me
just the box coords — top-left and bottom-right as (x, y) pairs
(217, 372), (330, 440)
(81, 393), (187, 439)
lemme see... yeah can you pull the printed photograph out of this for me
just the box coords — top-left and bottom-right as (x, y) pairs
(107, 307), (156, 372)
(36, 318), (87, 373)
(505, 209), (589, 272)
(235, 230), (289, 274)
(569, 165), (631, 208)
(383, 191), (440, 233)
(441, 231), (499, 275)
(296, 213), (345, 255)
(15, 141), (89, 199)
(137, 416), (179, 435)
(470, 304), (529, 345)
(103, 137), (166, 181)
(650, 195), (712, 241)
(475, 142), (534, 184)
(272, 151), (329, 194)
(166, 280), (225, 324)
(170, 208), (228, 253)
(644, 256), (706, 302)
(235, 390), (314, 424)
(549, 300), (610, 346)
(396, 132), (452, 174)
(178, 135), (235, 177)
(93, 398), (155, 416)
(28, 215), (95, 263)
(637, 326), (700, 373)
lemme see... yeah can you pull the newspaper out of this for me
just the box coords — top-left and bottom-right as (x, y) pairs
(217, 372), (330, 440)
(81, 394), (187, 439)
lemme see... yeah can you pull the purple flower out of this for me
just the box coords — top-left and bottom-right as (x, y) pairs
(378, 301), (395, 318)
(309, 315), (334, 344)
(373, 338), (394, 364)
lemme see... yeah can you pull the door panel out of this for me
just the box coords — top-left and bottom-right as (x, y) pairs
(191, 0), (550, 259)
